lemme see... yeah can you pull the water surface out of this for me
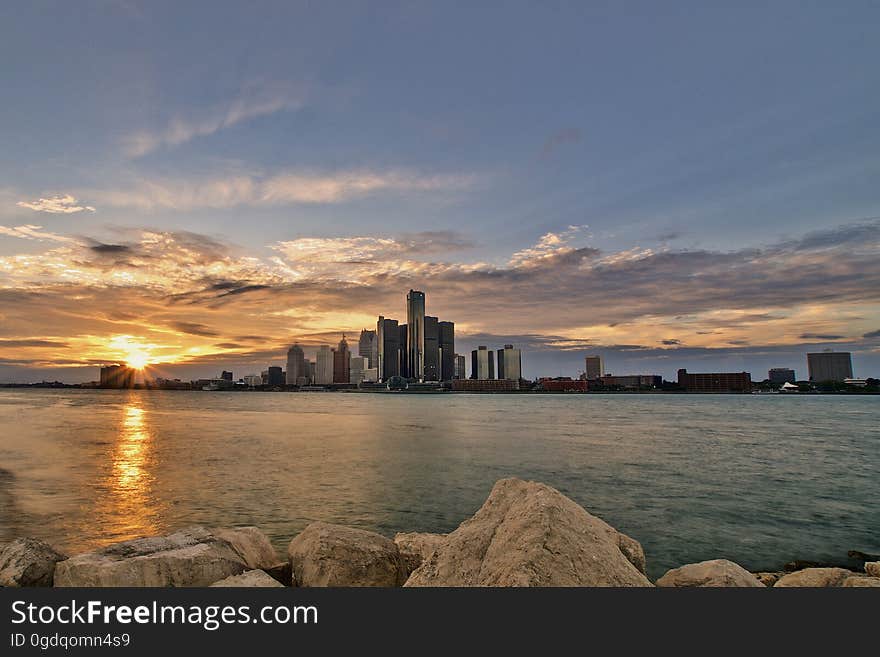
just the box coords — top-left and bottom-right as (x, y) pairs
(0, 389), (877, 579)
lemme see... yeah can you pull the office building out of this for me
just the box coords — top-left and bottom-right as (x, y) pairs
(349, 355), (368, 384)
(333, 335), (351, 384)
(100, 364), (135, 388)
(453, 354), (466, 380)
(439, 321), (455, 380)
(807, 351), (853, 382)
(243, 374), (262, 387)
(599, 374), (662, 389)
(315, 345), (334, 385)
(584, 355), (604, 380)
(221, 370), (233, 382)
(358, 329), (378, 369)
(377, 317), (400, 381)
(452, 378), (519, 392)
(308, 360), (316, 383)
(266, 366), (284, 386)
(424, 315), (440, 381)
(399, 324), (409, 379)
(539, 377), (588, 392)
(407, 289), (426, 381)
(677, 369), (751, 393)
(286, 343), (309, 385)
(497, 344), (522, 381)
(471, 346), (495, 380)
(768, 368), (796, 384)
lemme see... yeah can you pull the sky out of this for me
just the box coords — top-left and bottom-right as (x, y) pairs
(1, 0), (879, 382)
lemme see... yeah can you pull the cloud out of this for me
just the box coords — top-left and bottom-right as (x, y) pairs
(799, 333), (845, 340)
(862, 329), (880, 338)
(16, 194), (95, 214)
(661, 339), (682, 346)
(0, 225), (77, 243)
(84, 169), (476, 210)
(122, 85), (306, 157)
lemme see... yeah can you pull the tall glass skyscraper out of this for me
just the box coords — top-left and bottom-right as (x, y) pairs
(439, 320), (455, 381)
(406, 289), (425, 381)
(286, 343), (308, 385)
(424, 315), (439, 381)
(377, 316), (399, 381)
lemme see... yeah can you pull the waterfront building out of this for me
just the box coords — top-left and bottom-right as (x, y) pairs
(598, 374), (662, 389)
(471, 346), (495, 380)
(496, 344), (522, 381)
(358, 329), (378, 369)
(308, 360), (316, 383)
(99, 364), (135, 388)
(267, 366), (284, 386)
(453, 353), (466, 380)
(286, 343), (309, 385)
(349, 355), (368, 384)
(377, 316), (400, 381)
(584, 355), (604, 380)
(315, 345), (334, 385)
(768, 367), (796, 384)
(243, 374), (262, 387)
(452, 378), (519, 392)
(399, 324), (409, 379)
(333, 335), (351, 384)
(221, 370), (233, 382)
(677, 369), (751, 392)
(439, 321), (455, 380)
(538, 377), (588, 392)
(362, 367), (379, 383)
(807, 351), (853, 382)
(407, 290), (426, 381)
(424, 315), (440, 381)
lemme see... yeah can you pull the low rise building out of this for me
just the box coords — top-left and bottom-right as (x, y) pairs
(677, 369), (752, 393)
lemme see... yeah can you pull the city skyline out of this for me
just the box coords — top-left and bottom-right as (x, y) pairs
(2, 3), (880, 383)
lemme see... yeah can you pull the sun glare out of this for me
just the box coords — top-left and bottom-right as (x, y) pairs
(126, 351), (150, 370)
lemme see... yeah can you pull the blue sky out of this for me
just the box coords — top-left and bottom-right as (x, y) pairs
(1, 1), (879, 381)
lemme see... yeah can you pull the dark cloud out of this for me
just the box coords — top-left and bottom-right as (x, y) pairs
(863, 329), (880, 338)
(0, 339), (69, 348)
(88, 243), (132, 254)
(168, 321), (220, 337)
(661, 339), (681, 346)
(799, 333), (845, 340)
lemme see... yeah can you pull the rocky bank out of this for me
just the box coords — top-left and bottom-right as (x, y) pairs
(1, 478), (877, 588)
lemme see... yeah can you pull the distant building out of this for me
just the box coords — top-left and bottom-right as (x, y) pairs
(221, 370), (233, 382)
(308, 360), (316, 382)
(453, 353), (466, 380)
(349, 355), (368, 384)
(538, 377), (588, 392)
(807, 351), (853, 382)
(768, 367), (796, 384)
(358, 329), (378, 369)
(315, 345), (334, 385)
(286, 344), (309, 385)
(584, 355), (604, 380)
(452, 378), (519, 392)
(496, 344), (522, 381)
(377, 316), (400, 381)
(599, 374), (662, 388)
(362, 367), (379, 383)
(243, 374), (262, 387)
(423, 315), (440, 381)
(471, 346), (495, 380)
(677, 369), (751, 393)
(439, 321), (455, 380)
(398, 323), (409, 379)
(407, 290), (426, 380)
(99, 365), (135, 388)
(266, 366), (284, 386)
(333, 335), (351, 384)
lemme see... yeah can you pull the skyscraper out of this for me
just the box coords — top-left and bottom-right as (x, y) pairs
(439, 320), (455, 381)
(315, 345), (333, 385)
(358, 329), (378, 369)
(406, 289), (425, 381)
(497, 344), (522, 381)
(267, 366), (284, 386)
(349, 355), (368, 384)
(333, 335), (351, 383)
(398, 323), (409, 379)
(471, 346), (495, 380)
(424, 315), (439, 381)
(768, 367), (796, 384)
(377, 316), (399, 381)
(584, 355), (604, 380)
(453, 353), (466, 380)
(286, 343), (308, 385)
(807, 351), (853, 382)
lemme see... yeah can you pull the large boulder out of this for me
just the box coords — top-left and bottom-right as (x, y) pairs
(211, 527), (278, 569)
(0, 538), (67, 587)
(774, 567), (852, 588)
(404, 478), (652, 587)
(656, 559), (763, 587)
(394, 532), (446, 576)
(842, 576), (880, 588)
(288, 522), (406, 587)
(754, 572), (783, 587)
(865, 562), (880, 578)
(54, 526), (273, 587)
(210, 570), (284, 587)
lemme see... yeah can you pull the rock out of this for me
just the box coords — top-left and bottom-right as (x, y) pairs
(865, 562), (880, 577)
(843, 576), (880, 588)
(656, 559), (764, 587)
(404, 478), (652, 587)
(264, 561), (292, 586)
(394, 532), (446, 576)
(288, 522), (406, 587)
(0, 538), (67, 587)
(211, 527), (278, 569)
(54, 526), (254, 587)
(210, 570), (284, 587)
(774, 567), (853, 587)
(754, 572), (783, 587)
(617, 532), (648, 576)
